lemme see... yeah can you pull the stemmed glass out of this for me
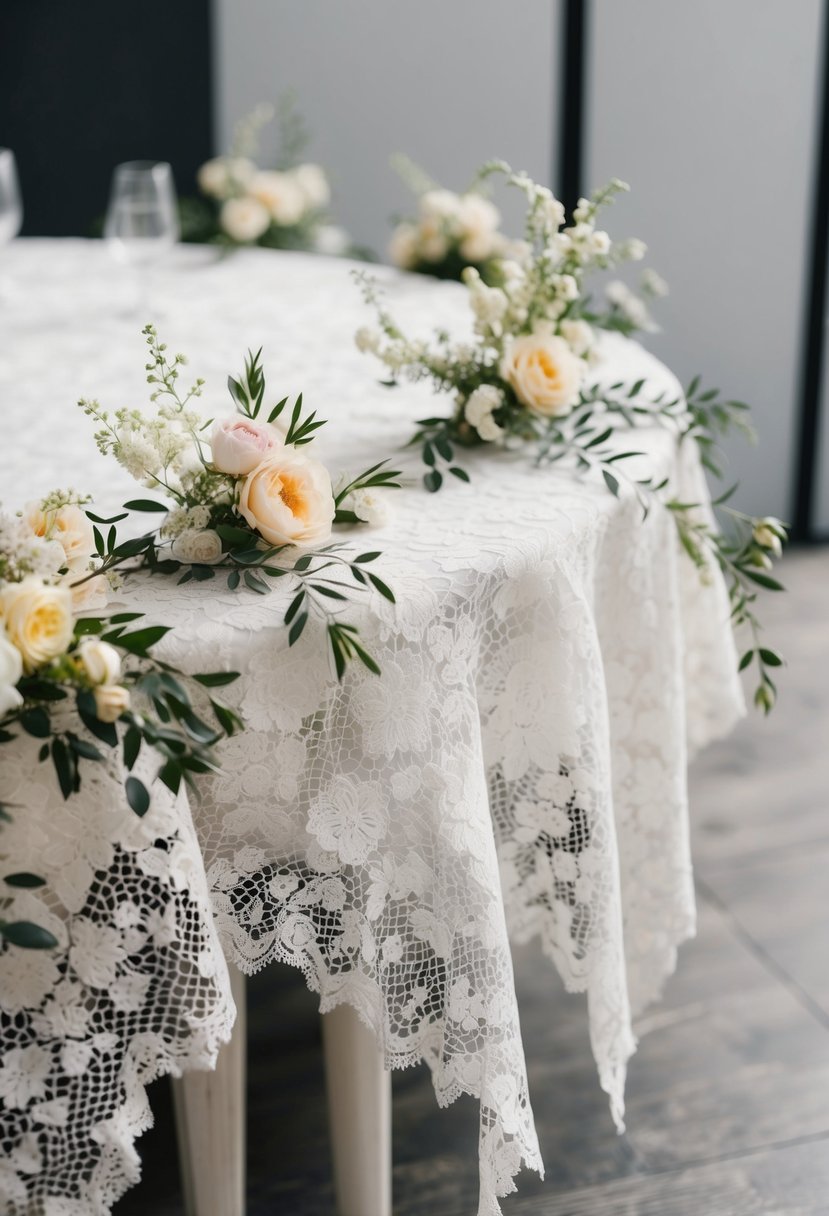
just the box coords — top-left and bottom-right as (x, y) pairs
(0, 150), (23, 299)
(104, 161), (179, 315)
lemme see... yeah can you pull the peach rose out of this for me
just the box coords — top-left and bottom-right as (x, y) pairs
(211, 416), (283, 476)
(499, 326), (584, 417)
(0, 578), (74, 672)
(239, 449), (335, 548)
(25, 503), (94, 573)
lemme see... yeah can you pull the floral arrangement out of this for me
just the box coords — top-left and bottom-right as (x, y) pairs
(388, 155), (523, 284)
(358, 161), (787, 711)
(185, 99), (352, 257)
(78, 326), (399, 678)
(0, 492), (242, 951)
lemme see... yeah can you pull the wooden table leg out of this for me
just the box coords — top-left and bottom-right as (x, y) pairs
(321, 1003), (392, 1216)
(172, 964), (247, 1216)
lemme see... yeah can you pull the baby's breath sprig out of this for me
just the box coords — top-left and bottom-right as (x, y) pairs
(78, 331), (400, 680)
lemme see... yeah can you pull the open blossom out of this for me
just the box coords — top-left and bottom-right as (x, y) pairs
(197, 156), (255, 199)
(239, 449), (335, 548)
(499, 325), (584, 417)
(388, 222), (418, 269)
(0, 577), (73, 672)
(457, 194), (500, 262)
(344, 488), (393, 528)
(292, 163), (330, 210)
(0, 627), (23, 717)
(24, 503), (93, 573)
(211, 416), (283, 476)
(220, 197), (270, 243)
(249, 170), (306, 225)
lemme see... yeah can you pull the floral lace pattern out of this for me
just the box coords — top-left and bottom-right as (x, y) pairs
(0, 242), (745, 1215)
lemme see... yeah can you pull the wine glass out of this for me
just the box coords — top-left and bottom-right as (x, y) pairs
(0, 150), (22, 300)
(104, 160), (179, 314)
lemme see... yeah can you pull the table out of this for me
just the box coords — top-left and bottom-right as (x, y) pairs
(0, 241), (745, 1215)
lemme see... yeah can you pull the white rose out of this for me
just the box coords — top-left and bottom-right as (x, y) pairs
(0, 628), (23, 718)
(24, 503), (94, 574)
(77, 638), (121, 686)
(197, 157), (231, 199)
(211, 416), (283, 476)
(419, 189), (462, 221)
(171, 529), (224, 565)
(464, 385), (503, 427)
(198, 157), (255, 199)
(249, 171), (306, 226)
(458, 194), (500, 262)
(291, 163), (330, 210)
(625, 238), (647, 261)
(0, 578), (74, 672)
(388, 223), (418, 269)
(345, 488), (392, 528)
(499, 326), (584, 417)
(220, 197), (271, 243)
(239, 449), (335, 549)
(93, 684), (130, 724)
(417, 216), (449, 262)
(477, 414), (505, 442)
(559, 318), (594, 356)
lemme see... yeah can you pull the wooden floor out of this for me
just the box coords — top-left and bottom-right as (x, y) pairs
(118, 548), (829, 1216)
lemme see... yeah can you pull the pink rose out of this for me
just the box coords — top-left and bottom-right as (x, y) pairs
(210, 417), (283, 476)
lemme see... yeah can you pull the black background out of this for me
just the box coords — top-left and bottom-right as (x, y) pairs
(0, 0), (213, 236)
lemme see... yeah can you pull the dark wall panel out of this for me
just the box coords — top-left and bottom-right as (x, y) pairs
(0, 1), (212, 236)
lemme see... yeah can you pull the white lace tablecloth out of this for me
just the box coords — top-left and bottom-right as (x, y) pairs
(0, 240), (745, 1215)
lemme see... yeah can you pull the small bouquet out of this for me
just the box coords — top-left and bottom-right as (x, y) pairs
(79, 326), (400, 678)
(388, 155), (522, 284)
(358, 161), (788, 711)
(0, 493), (242, 950)
(187, 99), (352, 257)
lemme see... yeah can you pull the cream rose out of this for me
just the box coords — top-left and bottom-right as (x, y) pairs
(171, 529), (224, 565)
(198, 156), (255, 199)
(77, 638), (122, 686)
(66, 573), (109, 615)
(0, 628), (23, 718)
(389, 223), (418, 269)
(211, 416), (283, 476)
(239, 450), (335, 548)
(249, 171), (306, 226)
(93, 684), (130, 723)
(499, 327), (584, 417)
(0, 578), (74, 672)
(220, 197), (270, 243)
(25, 503), (94, 573)
(291, 163), (330, 210)
(458, 194), (500, 263)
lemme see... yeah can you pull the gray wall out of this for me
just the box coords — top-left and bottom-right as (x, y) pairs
(214, 0), (560, 251)
(586, 0), (822, 522)
(214, 0), (823, 522)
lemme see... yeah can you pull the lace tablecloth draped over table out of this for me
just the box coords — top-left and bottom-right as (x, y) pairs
(0, 241), (745, 1215)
